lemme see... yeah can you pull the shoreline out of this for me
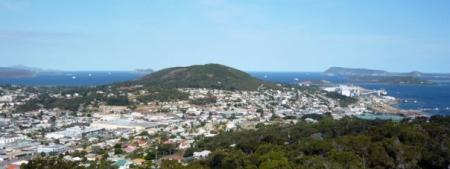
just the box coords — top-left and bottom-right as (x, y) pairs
(367, 99), (428, 118)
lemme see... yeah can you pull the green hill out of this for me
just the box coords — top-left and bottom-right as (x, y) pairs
(325, 67), (389, 76)
(0, 67), (35, 78)
(133, 64), (270, 90)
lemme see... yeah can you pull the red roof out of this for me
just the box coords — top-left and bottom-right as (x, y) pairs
(163, 154), (184, 161)
(6, 164), (19, 169)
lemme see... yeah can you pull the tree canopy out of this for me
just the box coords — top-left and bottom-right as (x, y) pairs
(172, 116), (450, 169)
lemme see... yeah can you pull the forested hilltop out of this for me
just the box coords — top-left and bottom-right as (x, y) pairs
(167, 115), (450, 169)
(125, 64), (273, 91)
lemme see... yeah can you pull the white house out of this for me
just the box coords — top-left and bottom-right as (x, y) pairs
(37, 145), (68, 154)
(193, 150), (211, 159)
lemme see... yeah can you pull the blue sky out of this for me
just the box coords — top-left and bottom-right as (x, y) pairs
(1, 0), (450, 72)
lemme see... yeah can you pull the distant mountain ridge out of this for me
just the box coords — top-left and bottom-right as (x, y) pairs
(325, 67), (427, 77)
(0, 66), (36, 78)
(128, 64), (271, 90)
(325, 67), (389, 76)
(135, 68), (154, 74)
(324, 67), (433, 84)
(0, 65), (66, 78)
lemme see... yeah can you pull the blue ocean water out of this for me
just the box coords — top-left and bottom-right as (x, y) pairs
(250, 72), (450, 116)
(0, 71), (145, 86)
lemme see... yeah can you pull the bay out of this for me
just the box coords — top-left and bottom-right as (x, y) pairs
(251, 72), (450, 116)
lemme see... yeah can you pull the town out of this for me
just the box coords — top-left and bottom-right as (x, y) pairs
(0, 82), (411, 169)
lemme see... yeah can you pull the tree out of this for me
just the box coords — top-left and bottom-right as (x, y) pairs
(161, 160), (184, 169)
(131, 161), (153, 169)
(114, 143), (123, 155)
(20, 156), (84, 169)
(368, 143), (395, 168)
(259, 150), (291, 169)
(106, 96), (130, 106)
(329, 151), (363, 169)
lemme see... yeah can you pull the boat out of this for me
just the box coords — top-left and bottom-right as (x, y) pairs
(380, 90), (388, 95)
(72, 76), (77, 79)
(88, 73), (92, 77)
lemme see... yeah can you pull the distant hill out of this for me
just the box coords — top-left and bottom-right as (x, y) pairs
(349, 76), (434, 84)
(0, 67), (35, 78)
(403, 71), (424, 77)
(325, 67), (428, 77)
(0, 65), (65, 78)
(129, 64), (270, 90)
(325, 67), (389, 76)
(9, 65), (44, 72)
(135, 68), (154, 74)
(324, 67), (434, 84)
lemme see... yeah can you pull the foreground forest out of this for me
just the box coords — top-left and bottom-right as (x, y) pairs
(22, 115), (449, 169)
(173, 116), (450, 169)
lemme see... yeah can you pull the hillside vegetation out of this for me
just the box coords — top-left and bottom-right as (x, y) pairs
(131, 64), (270, 91)
(173, 116), (450, 169)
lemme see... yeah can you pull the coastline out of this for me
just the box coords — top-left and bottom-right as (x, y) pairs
(367, 99), (427, 118)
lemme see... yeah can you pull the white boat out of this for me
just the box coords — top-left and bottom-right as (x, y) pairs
(88, 73), (92, 77)
(72, 76), (77, 79)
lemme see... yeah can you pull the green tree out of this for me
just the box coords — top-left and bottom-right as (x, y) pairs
(329, 151), (363, 169)
(259, 150), (291, 169)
